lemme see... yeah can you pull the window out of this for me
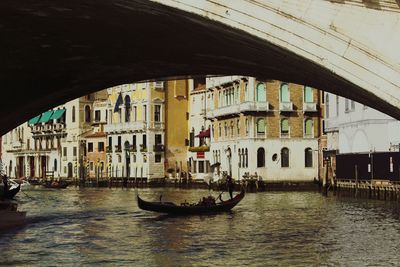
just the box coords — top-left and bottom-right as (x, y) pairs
(238, 149), (242, 168)
(236, 119), (240, 135)
(98, 142), (104, 152)
(72, 106), (76, 123)
(218, 123), (221, 137)
(133, 106), (137, 121)
(143, 105), (147, 121)
(118, 136), (122, 148)
(155, 154), (162, 163)
(125, 95), (131, 122)
(245, 118), (249, 135)
(304, 119), (313, 137)
(304, 86), (313, 103)
(142, 134), (147, 149)
(88, 143), (93, 152)
(85, 105), (91, 123)
(345, 98), (349, 112)
(54, 159), (57, 171)
(63, 147), (67, 157)
(305, 148), (313, 167)
(95, 110), (101, 122)
(257, 118), (265, 135)
(132, 135), (137, 148)
(257, 147), (265, 167)
(224, 122), (227, 137)
(155, 134), (162, 145)
(245, 148), (248, 168)
(90, 162), (94, 171)
(256, 83), (266, 102)
(73, 147), (77, 157)
(198, 161), (205, 173)
(281, 147), (289, 167)
(281, 119), (289, 138)
(280, 83), (290, 102)
(108, 136), (112, 147)
(154, 105), (161, 122)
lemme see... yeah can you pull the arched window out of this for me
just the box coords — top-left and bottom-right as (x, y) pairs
(256, 83), (266, 102)
(54, 159), (57, 171)
(281, 147), (289, 167)
(281, 118), (289, 137)
(257, 147), (265, 167)
(304, 86), (313, 103)
(245, 118), (249, 135)
(124, 95), (131, 122)
(305, 148), (313, 167)
(304, 119), (313, 138)
(257, 118), (265, 135)
(280, 83), (290, 102)
(72, 106), (76, 123)
(85, 105), (91, 123)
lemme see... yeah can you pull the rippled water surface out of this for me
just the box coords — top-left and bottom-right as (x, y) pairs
(1, 187), (400, 266)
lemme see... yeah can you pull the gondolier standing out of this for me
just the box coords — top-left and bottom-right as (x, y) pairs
(2, 175), (9, 195)
(226, 175), (234, 199)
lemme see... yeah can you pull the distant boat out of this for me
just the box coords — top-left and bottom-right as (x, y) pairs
(137, 189), (245, 215)
(0, 201), (26, 230)
(42, 181), (69, 189)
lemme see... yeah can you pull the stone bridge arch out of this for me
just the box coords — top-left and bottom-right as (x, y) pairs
(1, 0), (400, 133)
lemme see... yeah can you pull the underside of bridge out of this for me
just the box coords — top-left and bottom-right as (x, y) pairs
(1, 0), (400, 134)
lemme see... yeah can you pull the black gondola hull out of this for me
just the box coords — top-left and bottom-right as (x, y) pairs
(137, 190), (245, 215)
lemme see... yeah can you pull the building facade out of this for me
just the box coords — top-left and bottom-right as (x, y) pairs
(2, 92), (106, 180)
(105, 80), (189, 180)
(205, 76), (322, 182)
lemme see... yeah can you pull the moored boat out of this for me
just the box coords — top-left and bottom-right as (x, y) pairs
(0, 184), (20, 199)
(137, 189), (245, 215)
(42, 180), (70, 189)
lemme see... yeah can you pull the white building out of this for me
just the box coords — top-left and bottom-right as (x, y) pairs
(324, 92), (400, 154)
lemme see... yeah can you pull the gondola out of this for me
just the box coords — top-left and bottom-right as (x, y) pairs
(137, 189), (245, 215)
(43, 181), (69, 189)
(0, 184), (21, 199)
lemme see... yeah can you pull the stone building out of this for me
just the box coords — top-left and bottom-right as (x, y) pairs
(2, 91), (106, 180)
(206, 76), (322, 182)
(105, 80), (189, 181)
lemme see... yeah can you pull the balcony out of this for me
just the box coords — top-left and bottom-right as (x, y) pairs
(212, 105), (240, 118)
(104, 121), (146, 133)
(303, 102), (317, 112)
(106, 146), (112, 153)
(140, 144), (147, 152)
(153, 144), (165, 152)
(43, 124), (53, 132)
(31, 125), (42, 133)
(240, 101), (269, 113)
(279, 102), (293, 112)
(188, 145), (210, 152)
(54, 123), (66, 131)
(149, 121), (165, 130)
(127, 145), (137, 152)
(115, 145), (122, 153)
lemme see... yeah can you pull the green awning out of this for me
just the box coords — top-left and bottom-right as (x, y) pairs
(28, 115), (41, 125)
(49, 109), (66, 120)
(38, 111), (54, 123)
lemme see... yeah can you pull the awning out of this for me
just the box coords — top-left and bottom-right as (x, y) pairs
(49, 109), (66, 120)
(38, 111), (54, 123)
(196, 128), (210, 138)
(28, 115), (41, 125)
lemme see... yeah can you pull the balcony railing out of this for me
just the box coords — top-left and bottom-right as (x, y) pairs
(212, 105), (240, 118)
(140, 144), (147, 152)
(240, 101), (269, 113)
(104, 121), (146, 133)
(188, 145), (210, 152)
(303, 102), (317, 112)
(54, 123), (66, 131)
(106, 146), (112, 153)
(279, 102), (293, 112)
(115, 145), (122, 153)
(153, 144), (165, 152)
(127, 145), (137, 152)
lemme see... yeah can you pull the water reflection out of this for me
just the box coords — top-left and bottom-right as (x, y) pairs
(1, 188), (400, 266)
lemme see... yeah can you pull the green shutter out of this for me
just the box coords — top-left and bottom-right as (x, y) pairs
(281, 119), (289, 131)
(257, 118), (265, 133)
(256, 83), (266, 102)
(305, 119), (313, 135)
(304, 86), (313, 103)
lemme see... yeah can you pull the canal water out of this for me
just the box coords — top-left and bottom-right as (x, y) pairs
(1, 187), (400, 266)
